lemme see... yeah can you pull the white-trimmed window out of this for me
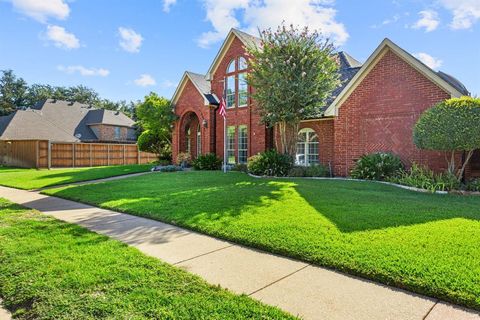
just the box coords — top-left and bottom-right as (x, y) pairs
(114, 126), (121, 139)
(186, 128), (191, 154)
(226, 75), (236, 108)
(196, 123), (202, 156)
(238, 73), (248, 107)
(227, 126), (236, 164)
(239, 57), (247, 70)
(238, 125), (248, 163)
(296, 128), (319, 166)
(227, 59), (236, 73)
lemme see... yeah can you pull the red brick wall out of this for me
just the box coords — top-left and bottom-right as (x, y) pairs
(210, 37), (268, 161)
(172, 80), (212, 162)
(299, 119), (335, 166)
(90, 124), (132, 142)
(333, 49), (452, 176)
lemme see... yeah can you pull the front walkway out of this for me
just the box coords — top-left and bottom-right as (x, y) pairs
(0, 185), (478, 320)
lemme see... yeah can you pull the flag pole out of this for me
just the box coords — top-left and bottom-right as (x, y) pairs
(223, 81), (227, 173)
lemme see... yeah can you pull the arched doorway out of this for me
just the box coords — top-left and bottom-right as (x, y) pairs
(179, 111), (201, 159)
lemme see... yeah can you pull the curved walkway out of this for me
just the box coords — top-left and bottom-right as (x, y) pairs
(0, 182), (479, 319)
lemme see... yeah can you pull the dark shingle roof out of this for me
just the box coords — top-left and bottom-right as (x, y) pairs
(0, 99), (135, 141)
(232, 28), (262, 48)
(186, 71), (219, 105)
(437, 71), (470, 96)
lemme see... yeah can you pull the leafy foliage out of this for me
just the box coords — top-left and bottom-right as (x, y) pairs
(135, 93), (176, 160)
(466, 179), (480, 192)
(350, 152), (404, 180)
(192, 153), (222, 170)
(389, 163), (461, 192)
(247, 24), (339, 155)
(288, 164), (330, 177)
(0, 70), (136, 116)
(414, 97), (480, 179)
(247, 149), (293, 176)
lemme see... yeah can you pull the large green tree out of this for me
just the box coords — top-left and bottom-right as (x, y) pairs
(135, 93), (176, 160)
(414, 97), (480, 180)
(247, 24), (340, 155)
(0, 70), (28, 115)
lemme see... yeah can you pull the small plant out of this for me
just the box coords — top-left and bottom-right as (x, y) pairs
(389, 164), (460, 192)
(231, 163), (248, 172)
(288, 164), (330, 177)
(350, 152), (404, 180)
(176, 152), (191, 167)
(466, 179), (480, 192)
(192, 153), (222, 170)
(247, 150), (293, 177)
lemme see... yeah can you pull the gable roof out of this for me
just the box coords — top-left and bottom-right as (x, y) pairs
(171, 71), (219, 106)
(0, 99), (135, 142)
(206, 28), (261, 79)
(324, 38), (468, 116)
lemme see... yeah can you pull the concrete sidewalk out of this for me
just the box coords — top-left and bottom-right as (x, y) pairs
(0, 185), (478, 320)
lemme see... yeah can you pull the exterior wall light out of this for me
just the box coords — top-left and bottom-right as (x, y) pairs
(202, 119), (208, 128)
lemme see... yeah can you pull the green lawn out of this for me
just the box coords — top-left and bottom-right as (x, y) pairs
(0, 199), (293, 319)
(0, 164), (152, 190)
(44, 171), (480, 310)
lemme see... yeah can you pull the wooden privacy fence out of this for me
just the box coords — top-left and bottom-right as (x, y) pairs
(0, 140), (157, 169)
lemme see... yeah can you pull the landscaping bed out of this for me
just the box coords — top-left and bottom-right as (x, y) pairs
(44, 171), (480, 310)
(0, 198), (293, 319)
(0, 164), (152, 190)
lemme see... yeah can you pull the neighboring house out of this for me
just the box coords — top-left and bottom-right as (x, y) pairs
(172, 28), (477, 178)
(0, 99), (137, 143)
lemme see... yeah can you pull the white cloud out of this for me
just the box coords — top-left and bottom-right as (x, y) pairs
(118, 27), (143, 53)
(163, 0), (177, 12)
(57, 65), (110, 77)
(414, 52), (443, 70)
(412, 10), (439, 32)
(10, 0), (69, 23)
(45, 25), (80, 49)
(439, 0), (480, 30)
(134, 74), (156, 87)
(197, 0), (349, 48)
(371, 14), (401, 29)
(161, 79), (178, 88)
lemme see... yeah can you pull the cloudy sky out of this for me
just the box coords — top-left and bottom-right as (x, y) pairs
(0, 0), (479, 102)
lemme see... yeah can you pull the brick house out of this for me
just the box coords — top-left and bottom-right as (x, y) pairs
(0, 99), (137, 143)
(171, 29), (478, 177)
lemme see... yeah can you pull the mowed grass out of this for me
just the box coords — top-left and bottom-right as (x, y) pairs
(45, 171), (480, 310)
(0, 199), (294, 319)
(0, 164), (152, 190)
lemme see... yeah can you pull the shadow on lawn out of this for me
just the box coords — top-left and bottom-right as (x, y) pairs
(294, 179), (480, 233)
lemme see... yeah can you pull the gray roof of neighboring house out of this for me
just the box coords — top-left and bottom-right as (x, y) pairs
(437, 71), (470, 96)
(186, 71), (219, 105)
(0, 99), (135, 141)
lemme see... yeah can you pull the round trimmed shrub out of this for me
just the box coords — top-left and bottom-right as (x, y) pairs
(350, 152), (404, 181)
(247, 150), (293, 177)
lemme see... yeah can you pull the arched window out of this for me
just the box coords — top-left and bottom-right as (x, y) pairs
(186, 127), (191, 155)
(227, 59), (236, 73)
(239, 57), (247, 70)
(296, 128), (319, 166)
(196, 123), (202, 156)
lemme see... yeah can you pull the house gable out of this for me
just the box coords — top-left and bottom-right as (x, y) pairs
(324, 38), (466, 117)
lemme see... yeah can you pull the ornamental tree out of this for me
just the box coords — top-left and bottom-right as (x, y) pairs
(135, 92), (177, 160)
(413, 97), (480, 180)
(247, 24), (339, 156)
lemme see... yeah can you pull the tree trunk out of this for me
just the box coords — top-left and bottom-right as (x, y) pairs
(457, 150), (474, 181)
(276, 121), (298, 157)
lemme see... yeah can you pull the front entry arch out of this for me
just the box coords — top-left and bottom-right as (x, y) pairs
(179, 111), (201, 159)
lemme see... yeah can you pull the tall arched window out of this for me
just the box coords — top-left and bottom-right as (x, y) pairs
(225, 57), (248, 108)
(296, 128), (319, 166)
(186, 127), (191, 155)
(196, 123), (202, 156)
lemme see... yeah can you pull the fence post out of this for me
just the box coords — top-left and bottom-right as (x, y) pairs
(137, 146), (141, 164)
(35, 140), (39, 169)
(72, 143), (75, 168)
(47, 141), (52, 169)
(123, 144), (126, 165)
(107, 144), (110, 166)
(89, 143), (93, 167)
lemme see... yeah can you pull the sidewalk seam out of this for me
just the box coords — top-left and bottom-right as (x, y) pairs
(248, 264), (310, 296)
(422, 300), (439, 320)
(173, 244), (235, 265)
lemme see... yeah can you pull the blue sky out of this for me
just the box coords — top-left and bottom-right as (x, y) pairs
(0, 0), (478, 103)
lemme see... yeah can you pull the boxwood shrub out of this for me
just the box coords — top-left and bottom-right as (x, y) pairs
(247, 150), (293, 177)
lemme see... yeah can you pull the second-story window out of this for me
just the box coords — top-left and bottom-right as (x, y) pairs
(225, 57), (248, 108)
